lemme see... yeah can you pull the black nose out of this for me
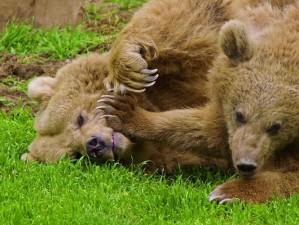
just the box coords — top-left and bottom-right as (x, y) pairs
(86, 136), (108, 158)
(236, 158), (257, 177)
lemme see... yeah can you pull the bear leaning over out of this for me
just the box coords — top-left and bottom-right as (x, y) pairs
(100, 2), (299, 203)
(22, 0), (266, 171)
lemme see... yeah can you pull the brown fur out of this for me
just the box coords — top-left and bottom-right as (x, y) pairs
(106, 0), (233, 109)
(101, 1), (299, 202)
(23, 53), (227, 174)
(105, 0), (296, 108)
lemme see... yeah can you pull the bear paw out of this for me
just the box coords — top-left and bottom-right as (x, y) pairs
(208, 182), (241, 204)
(104, 69), (159, 94)
(208, 176), (274, 204)
(96, 94), (141, 135)
(106, 41), (159, 94)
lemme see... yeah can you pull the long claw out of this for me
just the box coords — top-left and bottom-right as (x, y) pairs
(143, 81), (156, 87)
(124, 85), (146, 93)
(219, 198), (237, 205)
(98, 95), (115, 102)
(95, 106), (110, 110)
(107, 88), (114, 92)
(100, 115), (118, 119)
(208, 194), (222, 202)
(97, 99), (114, 103)
(145, 74), (159, 82)
(140, 68), (158, 75)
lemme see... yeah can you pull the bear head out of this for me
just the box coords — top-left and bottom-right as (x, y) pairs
(210, 4), (299, 177)
(22, 53), (134, 164)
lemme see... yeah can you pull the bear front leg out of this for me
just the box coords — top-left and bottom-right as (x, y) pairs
(105, 34), (159, 94)
(209, 171), (299, 204)
(97, 94), (151, 140)
(98, 96), (228, 154)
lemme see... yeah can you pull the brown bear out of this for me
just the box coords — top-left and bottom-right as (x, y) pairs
(100, 2), (299, 203)
(22, 52), (227, 174)
(104, 0), (295, 110)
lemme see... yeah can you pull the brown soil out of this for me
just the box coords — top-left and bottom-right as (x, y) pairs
(0, 53), (69, 112)
(0, 0), (136, 113)
(82, 0), (134, 34)
(0, 54), (67, 81)
(0, 85), (30, 113)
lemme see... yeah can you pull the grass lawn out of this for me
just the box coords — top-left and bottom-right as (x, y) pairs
(0, 0), (299, 224)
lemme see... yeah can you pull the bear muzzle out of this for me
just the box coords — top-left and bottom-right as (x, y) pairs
(236, 157), (257, 177)
(86, 136), (116, 159)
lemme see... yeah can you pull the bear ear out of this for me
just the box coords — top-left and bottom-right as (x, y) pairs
(27, 76), (57, 102)
(219, 20), (253, 63)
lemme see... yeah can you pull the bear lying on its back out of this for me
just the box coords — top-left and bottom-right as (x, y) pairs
(22, 53), (228, 174)
(100, 2), (299, 202)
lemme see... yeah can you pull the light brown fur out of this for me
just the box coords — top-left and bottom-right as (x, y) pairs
(102, 1), (299, 202)
(23, 53), (228, 174)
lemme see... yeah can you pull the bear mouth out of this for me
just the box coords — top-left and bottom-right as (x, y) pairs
(111, 132), (118, 160)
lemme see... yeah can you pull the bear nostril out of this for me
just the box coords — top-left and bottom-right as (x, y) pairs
(236, 158), (257, 177)
(88, 138), (98, 148)
(87, 136), (106, 150)
(237, 163), (256, 173)
(86, 136), (108, 159)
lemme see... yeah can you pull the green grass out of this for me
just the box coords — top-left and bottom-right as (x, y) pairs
(1, 0), (299, 224)
(0, 22), (108, 59)
(2, 76), (30, 93)
(1, 109), (299, 225)
(105, 0), (146, 9)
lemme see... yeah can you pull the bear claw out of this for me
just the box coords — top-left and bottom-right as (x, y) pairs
(140, 68), (158, 75)
(99, 95), (115, 100)
(119, 84), (146, 93)
(208, 187), (240, 204)
(209, 194), (233, 204)
(99, 115), (118, 119)
(97, 98), (114, 104)
(143, 81), (156, 87)
(95, 106), (110, 110)
(145, 74), (159, 82)
(97, 95), (114, 102)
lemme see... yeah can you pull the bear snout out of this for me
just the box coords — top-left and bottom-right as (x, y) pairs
(86, 136), (110, 158)
(236, 158), (257, 177)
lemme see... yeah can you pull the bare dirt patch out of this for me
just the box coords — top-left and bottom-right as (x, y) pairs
(0, 85), (30, 113)
(0, 53), (67, 81)
(0, 53), (68, 112)
(82, 0), (134, 34)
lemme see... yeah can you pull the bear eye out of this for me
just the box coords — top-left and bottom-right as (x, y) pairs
(266, 122), (282, 136)
(235, 111), (246, 124)
(77, 114), (85, 127)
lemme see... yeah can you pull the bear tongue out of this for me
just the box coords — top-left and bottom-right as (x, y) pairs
(111, 133), (117, 160)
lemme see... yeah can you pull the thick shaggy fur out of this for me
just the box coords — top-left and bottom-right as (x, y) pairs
(105, 0), (295, 109)
(23, 53), (227, 174)
(106, 0), (231, 109)
(101, 1), (299, 203)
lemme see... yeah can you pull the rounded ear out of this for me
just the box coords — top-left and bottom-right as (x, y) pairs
(219, 20), (253, 62)
(27, 76), (57, 102)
